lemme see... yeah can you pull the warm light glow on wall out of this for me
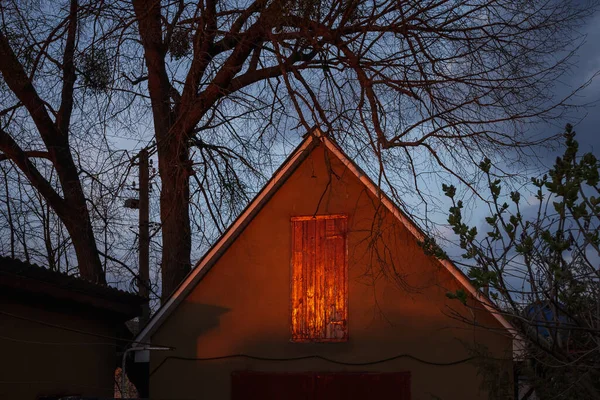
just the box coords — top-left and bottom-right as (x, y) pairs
(291, 215), (348, 342)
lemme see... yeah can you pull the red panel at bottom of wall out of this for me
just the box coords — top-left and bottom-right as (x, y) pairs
(231, 371), (411, 400)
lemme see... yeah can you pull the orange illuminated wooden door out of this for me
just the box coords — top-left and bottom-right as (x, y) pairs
(291, 215), (348, 342)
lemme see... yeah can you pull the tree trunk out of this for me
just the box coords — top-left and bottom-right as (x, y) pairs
(2, 166), (15, 258)
(62, 209), (106, 283)
(158, 133), (191, 300)
(133, 0), (192, 299)
(52, 136), (106, 283)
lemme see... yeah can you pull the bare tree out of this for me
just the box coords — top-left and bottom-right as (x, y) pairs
(0, 0), (105, 282)
(1, 0), (597, 299)
(126, 0), (596, 298)
(0, 0), (147, 288)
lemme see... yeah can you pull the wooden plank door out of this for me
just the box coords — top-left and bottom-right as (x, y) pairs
(291, 215), (348, 342)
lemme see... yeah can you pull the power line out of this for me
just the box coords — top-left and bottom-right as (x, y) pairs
(0, 334), (114, 346)
(0, 379), (114, 391)
(0, 309), (174, 350)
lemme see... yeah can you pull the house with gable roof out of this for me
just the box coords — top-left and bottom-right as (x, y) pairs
(134, 129), (514, 400)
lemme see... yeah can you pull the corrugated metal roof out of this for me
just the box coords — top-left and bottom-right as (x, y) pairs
(0, 256), (143, 318)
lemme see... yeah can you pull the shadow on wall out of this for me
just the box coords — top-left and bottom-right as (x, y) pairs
(187, 303), (231, 333)
(172, 302), (231, 351)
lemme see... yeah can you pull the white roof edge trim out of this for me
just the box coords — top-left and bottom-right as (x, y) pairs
(135, 135), (317, 343)
(320, 137), (516, 336)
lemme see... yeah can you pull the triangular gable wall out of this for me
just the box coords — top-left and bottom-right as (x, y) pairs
(135, 131), (513, 344)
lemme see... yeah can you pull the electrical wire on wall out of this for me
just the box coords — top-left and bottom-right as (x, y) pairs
(0, 309), (511, 386)
(0, 334), (115, 346)
(149, 353), (482, 377)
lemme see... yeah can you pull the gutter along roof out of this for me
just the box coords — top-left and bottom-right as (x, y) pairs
(135, 129), (514, 343)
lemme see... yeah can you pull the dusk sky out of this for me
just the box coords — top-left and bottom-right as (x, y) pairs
(414, 8), (600, 263)
(541, 7), (600, 155)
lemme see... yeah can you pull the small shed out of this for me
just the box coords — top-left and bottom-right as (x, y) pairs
(0, 257), (142, 399)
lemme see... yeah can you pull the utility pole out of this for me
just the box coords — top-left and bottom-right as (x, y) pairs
(138, 149), (150, 327)
(121, 149), (152, 397)
(124, 148), (153, 327)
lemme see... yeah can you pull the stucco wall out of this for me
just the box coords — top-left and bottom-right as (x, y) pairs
(0, 299), (118, 399)
(150, 143), (513, 400)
